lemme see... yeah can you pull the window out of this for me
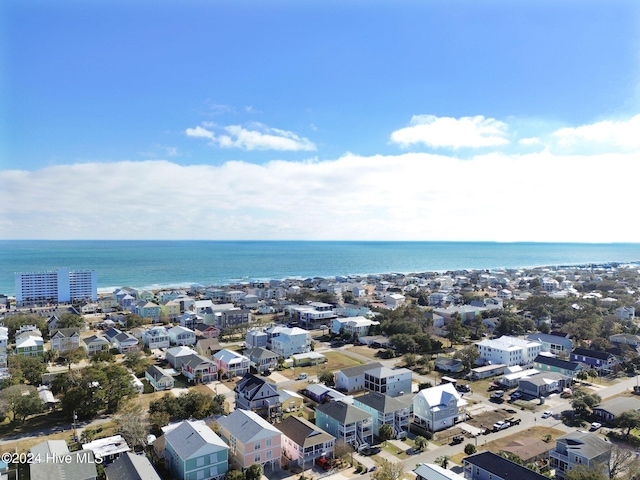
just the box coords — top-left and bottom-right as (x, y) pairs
(197, 457), (204, 467)
(266, 450), (272, 459)
(255, 453), (261, 462)
(266, 438), (272, 447)
(255, 441), (261, 450)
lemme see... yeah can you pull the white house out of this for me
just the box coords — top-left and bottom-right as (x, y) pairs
(331, 316), (380, 338)
(213, 349), (250, 378)
(335, 362), (383, 394)
(385, 293), (405, 309)
(476, 335), (541, 367)
(364, 366), (412, 397)
(168, 326), (196, 346)
(265, 326), (311, 358)
(143, 326), (171, 349)
(413, 383), (467, 432)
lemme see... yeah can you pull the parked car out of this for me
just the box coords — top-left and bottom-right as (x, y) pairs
(591, 422), (602, 430)
(456, 384), (471, 393)
(491, 390), (505, 398)
(510, 391), (522, 399)
(541, 410), (553, 419)
(297, 373), (308, 380)
(315, 457), (332, 471)
(451, 435), (464, 445)
(492, 420), (510, 431)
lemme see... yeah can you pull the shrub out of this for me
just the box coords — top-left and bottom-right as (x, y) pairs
(464, 443), (477, 455)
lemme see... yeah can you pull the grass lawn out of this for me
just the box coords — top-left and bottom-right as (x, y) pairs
(278, 351), (365, 380)
(346, 345), (384, 361)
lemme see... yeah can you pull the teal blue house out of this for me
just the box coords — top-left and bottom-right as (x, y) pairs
(165, 420), (229, 480)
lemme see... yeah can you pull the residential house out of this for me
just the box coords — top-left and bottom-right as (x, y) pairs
(385, 293), (405, 309)
(413, 383), (467, 432)
(526, 333), (573, 356)
(500, 438), (554, 465)
(592, 396), (640, 424)
(194, 323), (220, 339)
(234, 373), (282, 421)
(244, 347), (279, 374)
(330, 316), (380, 338)
(533, 355), (583, 380)
(289, 303), (336, 329)
(245, 329), (268, 349)
(364, 366), (412, 397)
(279, 390), (305, 412)
(164, 420), (229, 480)
(333, 304), (372, 318)
(216, 309), (252, 329)
(463, 451), (548, 480)
(609, 333), (640, 348)
(315, 400), (373, 450)
(476, 336), (541, 367)
(104, 451), (162, 480)
(16, 334), (44, 357)
(181, 354), (218, 384)
(549, 431), (612, 480)
(82, 334), (111, 356)
(196, 338), (222, 358)
(213, 349), (250, 378)
(145, 365), (175, 391)
(335, 362), (383, 394)
(414, 463), (465, 480)
(217, 409), (282, 471)
(570, 347), (618, 373)
(30, 440), (97, 480)
(83, 435), (131, 465)
(615, 306), (635, 320)
(50, 328), (81, 353)
(304, 384), (346, 404)
(265, 326), (311, 358)
(434, 357), (464, 373)
(353, 391), (410, 439)
(178, 312), (201, 330)
(518, 372), (569, 398)
(133, 301), (161, 322)
(165, 346), (198, 370)
(276, 415), (335, 470)
(160, 300), (181, 321)
(168, 326), (197, 346)
(143, 326), (171, 349)
(112, 331), (140, 354)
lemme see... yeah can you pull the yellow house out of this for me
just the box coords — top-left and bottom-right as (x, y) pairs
(161, 300), (181, 320)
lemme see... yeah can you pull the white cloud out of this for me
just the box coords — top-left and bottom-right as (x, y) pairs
(552, 114), (640, 149)
(519, 137), (542, 146)
(1, 149), (638, 242)
(186, 123), (316, 151)
(390, 114), (509, 149)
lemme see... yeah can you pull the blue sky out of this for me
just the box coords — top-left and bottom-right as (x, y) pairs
(2, 1), (640, 241)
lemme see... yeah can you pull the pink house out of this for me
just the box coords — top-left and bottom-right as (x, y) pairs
(217, 409), (281, 472)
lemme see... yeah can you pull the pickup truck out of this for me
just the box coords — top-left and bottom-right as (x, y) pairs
(492, 420), (510, 431)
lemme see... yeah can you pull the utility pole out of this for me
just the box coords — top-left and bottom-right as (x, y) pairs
(73, 410), (78, 442)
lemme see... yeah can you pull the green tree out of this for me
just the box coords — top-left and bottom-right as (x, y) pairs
(464, 443), (477, 455)
(80, 428), (97, 443)
(8, 354), (47, 385)
(378, 424), (394, 445)
(388, 333), (417, 353)
(58, 313), (84, 329)
(61, 347), (87, 370)
(454, 345), (480, 372)
(616, 409), (640, 438)
(564, 464), (607, 480)
(123, 351), (149, 376)
(435, 455), (450, 469)
(225, 470), (244, 480)
(414, 435), (427, 451)
(446, 317), (468, 345)
(403, 353), (417, 368)
(318, 371), (335, 386)
(245, 463), (263, 480)
(372, 459), (404, 480)
(14, 388), (45, 424)
(342, 291), (355, 304)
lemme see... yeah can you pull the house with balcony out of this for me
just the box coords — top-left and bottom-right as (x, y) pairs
(289, 303), (336, 329)
(143, 326), (171, 349)
(245, 329), (268, 349)
(518, 371), (569, 398)
(133, 301), (161, 322)
(315, 400), (373, 450)
(413, 383), (467, 432)
(265, 326), (311, 358)
(168, 326), (197, 346)
(164, 420), (229, 480)
(549, 431), (612, 480)
(181, 354), (218, 384)
(216, 309), (252, 329)
(111, 331), (140, 354)
(526, 332), (573, 356)
(160, 300), (181, 321)
(333, 304), (372, 318)
(570, 347), (618, 374)
(104, 451), (161, 480)
(16, 334), (44, 357)
(476, 336), (541, 367)
(244, 347), (279, 374)
(234, 373), (282, 421)
(82, 335), (110, 356)
(213, 349), (250, 378)
(145, 365), (175, 391)
(364, 366), (412, 397)
(276, 415), (335, 471)
(49, 328), (81, 353)
(331, 316), (380, 339)
(615, 306), (635, 320)
(533, 355), (583, 380)
(353, 391), (410, 439)
(217, 409), (282, 471)
(335, 362), (383, 394)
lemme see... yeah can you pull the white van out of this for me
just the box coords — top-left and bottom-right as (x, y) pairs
(297, 373), (308, 380)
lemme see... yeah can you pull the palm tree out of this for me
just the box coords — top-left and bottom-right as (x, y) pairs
(435, 455), (451, 469)
(414, 435), (427, 452)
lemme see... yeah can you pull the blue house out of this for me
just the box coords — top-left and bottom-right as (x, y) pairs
(570, 348), (618, 374)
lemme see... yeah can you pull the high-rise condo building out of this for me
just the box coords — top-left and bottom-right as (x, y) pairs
(14, 268), (97, 306)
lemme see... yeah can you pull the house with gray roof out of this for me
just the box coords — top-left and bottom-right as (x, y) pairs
(275, 415), (335, 470)
(335, 362), (383, 393)
(82, 335), (110, 356)
(533, 355), (583, 380)
(234, 373), (282, 420)
(244, 347), (279, 374)
(315, 400), (373, 450)
(593, 396), (640, 423)
(364, 366), (412, 396)
(145, 365), (175, 391)
(463, 451), (548, 480)
(30, 440), (97, 480)
(353, 391), (410, 438)
(217, 409), (282, 471)
(549, 431), (612, 480)
(104, 451), (161, 480)
(50, 328), (81, 353)
(518, 371), (569, 398)
(527, 332), (573, 356)
(164, 420), (229, 480)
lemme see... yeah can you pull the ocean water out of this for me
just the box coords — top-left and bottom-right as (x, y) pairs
(1, 240), (640, 296)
